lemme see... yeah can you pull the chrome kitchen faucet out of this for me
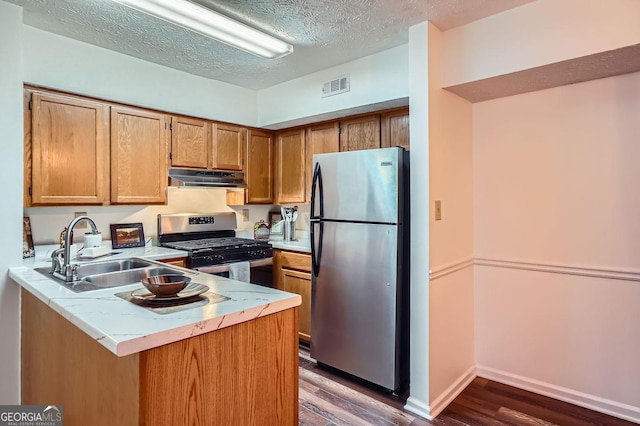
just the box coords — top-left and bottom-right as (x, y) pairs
(51, 215), (100, 282)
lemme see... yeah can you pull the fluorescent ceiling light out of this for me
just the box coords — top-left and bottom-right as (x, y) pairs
(113, 0), (293, 59)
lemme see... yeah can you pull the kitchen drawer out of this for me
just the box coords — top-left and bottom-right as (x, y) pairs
(159, 257), (186, 268)
(277, 250), (311, 273)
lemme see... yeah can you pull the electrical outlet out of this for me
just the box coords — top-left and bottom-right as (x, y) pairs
(74, 211), (88, 228)
(242, 209), (250, 222)
(435, 200), (442, 221)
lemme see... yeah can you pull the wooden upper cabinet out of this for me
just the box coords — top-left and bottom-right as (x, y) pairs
(212, 123), (245, 171)
(245, 129), (273, 204)
(111, 106), (169, 204)
(305, 121), (339, 203)
(170, 116), (209, 169)
(381, 107), (410, 150)
(339, 114), (381, 152)
(274, 129), (306, 204)
(29, 92), (109, 205)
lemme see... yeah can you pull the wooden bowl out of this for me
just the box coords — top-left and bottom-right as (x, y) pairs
(141, 274), (191, 297)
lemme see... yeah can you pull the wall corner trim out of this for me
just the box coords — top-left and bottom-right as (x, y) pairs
(429, 365), (477, 419)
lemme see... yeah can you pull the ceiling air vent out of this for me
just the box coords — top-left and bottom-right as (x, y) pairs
(322, 75), (350, 97)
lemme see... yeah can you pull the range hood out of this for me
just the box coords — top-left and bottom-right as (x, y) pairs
(168, 168), (247, 188)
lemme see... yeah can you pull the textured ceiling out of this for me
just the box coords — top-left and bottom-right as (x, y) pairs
(6, 0), (535, 90)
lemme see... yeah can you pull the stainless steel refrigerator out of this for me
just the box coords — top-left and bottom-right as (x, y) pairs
(310, 147), (409, 393)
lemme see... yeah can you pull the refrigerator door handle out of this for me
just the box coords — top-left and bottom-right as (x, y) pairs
(312, 222), (324, 278)
(311, 218), (318, 277)
(311, 161), (324, 219)
(311, 162), (323, 277)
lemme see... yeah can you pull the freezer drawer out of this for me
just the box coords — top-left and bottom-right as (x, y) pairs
(310, 221), (403, 390)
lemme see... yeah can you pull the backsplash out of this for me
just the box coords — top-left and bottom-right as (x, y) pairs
(25, 188), (310, 245)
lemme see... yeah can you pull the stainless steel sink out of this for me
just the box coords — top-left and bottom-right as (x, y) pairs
(73, 258), (155, 276)
(82, 267), (182, 288)
(34, 258), (191, 293)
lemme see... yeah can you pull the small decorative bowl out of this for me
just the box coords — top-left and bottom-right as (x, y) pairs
(141, 274), (191, 297)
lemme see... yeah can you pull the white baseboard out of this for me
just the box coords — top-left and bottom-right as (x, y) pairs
(477, 365), (640, 424)
(429, 365), (477, 418)
(404, 395), (432, 420)
(404, 365), (477, 420)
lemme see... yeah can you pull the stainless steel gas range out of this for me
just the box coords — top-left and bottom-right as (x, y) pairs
(157, 212), (273, 286)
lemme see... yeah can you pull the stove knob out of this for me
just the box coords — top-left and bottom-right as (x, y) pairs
(204, 256), (213, 263)
(215, 254), (225, 262)
(257, 250), (265, 256)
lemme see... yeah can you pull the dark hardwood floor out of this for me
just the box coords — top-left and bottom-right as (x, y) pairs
(298, 346), (634, 426)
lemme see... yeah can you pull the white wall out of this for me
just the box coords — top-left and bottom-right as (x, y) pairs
(23, 26), (258, 126)
(426, 23), (475, 417)
(441, 0), (640, 87)
(25, 189), (275, 245)
(473, 72), (640, 423)
(0, 1), (24, 404)
(19, 25), (291, 243)
(257, 45), (409, 129)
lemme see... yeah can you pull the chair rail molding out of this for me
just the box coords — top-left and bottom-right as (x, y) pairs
(475, 257), (640, 282)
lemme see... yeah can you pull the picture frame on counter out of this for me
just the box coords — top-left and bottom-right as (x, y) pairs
(269, 211), (284, 237)
(110, 223), (145, 249)
(23, 217), (35, 258)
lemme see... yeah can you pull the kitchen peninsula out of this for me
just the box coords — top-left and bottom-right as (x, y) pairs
(10, 248), (301, 426)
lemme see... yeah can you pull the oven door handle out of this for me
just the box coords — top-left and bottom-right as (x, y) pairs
(193, 257), (273, 274)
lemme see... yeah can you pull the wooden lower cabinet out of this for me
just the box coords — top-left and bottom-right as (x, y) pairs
(274, 250), (312, 343)
(21, 290), (299, 426)
(158, 257), (186, 268)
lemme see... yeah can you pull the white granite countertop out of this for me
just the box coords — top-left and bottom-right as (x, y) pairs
(10, 244), (301, 357)
(235, 230), (311, 254)
(21, 241), (188, 269)
(269, 238), (311, 253)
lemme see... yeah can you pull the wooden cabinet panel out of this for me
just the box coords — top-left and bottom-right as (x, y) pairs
(159, 257), (186, 268)
(276, 250), (312, 272)
(212, 123), (245, 171)
(305, 121), (339, 203)
(111, 106), (168, 204)
(339, 114), (381, 152)
(381, 107), (410, 150)
(281, 269), (311, 343)
(274, 129), (306, 204)
(24, 90), (32, 207)
(29, 92), (109, 205)
(170, 116), (209, 169)
(245, 129), (273, 204)
(274, 250), (312, 343)
(22, 289), (299, 426)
